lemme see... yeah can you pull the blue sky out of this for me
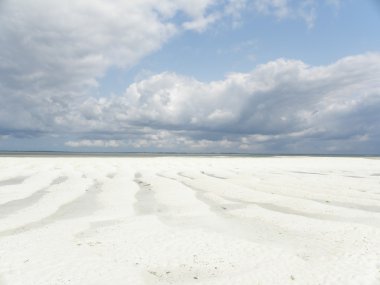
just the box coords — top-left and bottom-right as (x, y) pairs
(0, 0), (380, 153)
(99, 0), (380, 95)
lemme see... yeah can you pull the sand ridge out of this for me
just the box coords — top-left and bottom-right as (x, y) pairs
(0, 156), (380, 284)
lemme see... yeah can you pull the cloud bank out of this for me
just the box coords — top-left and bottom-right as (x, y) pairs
(4, 52), (376, 153)
(64, 53), (378, 153)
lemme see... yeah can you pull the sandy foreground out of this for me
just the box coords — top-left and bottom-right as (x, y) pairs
(0, 156), (380, 284)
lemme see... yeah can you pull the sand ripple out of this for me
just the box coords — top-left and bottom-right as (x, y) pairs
(0, 156), (380, 284)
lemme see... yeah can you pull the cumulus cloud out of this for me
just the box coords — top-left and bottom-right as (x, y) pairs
(0, 0), (218, 133)
(59, 53), (380, 153)
(115, 53), (380, 133)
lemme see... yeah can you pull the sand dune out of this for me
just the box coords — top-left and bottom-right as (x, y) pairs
(0, 156), (380, 284)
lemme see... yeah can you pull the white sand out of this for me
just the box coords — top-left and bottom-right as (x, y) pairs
(0, 156), (380, 285)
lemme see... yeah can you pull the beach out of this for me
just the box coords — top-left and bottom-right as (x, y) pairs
(0, 155), (380, 284)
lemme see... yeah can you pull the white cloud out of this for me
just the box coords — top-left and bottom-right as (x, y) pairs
(0, 0), (221, 134)
(182, 12), (221, 32)
(108, 53), (380, 136)
(253, 0), (290, 19)
(226, 0), (336, 28)
(65, 139), (122, 148)
(51, 53), (380, 153)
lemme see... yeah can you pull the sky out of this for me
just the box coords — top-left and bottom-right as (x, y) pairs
(0, 0), (380, 154)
